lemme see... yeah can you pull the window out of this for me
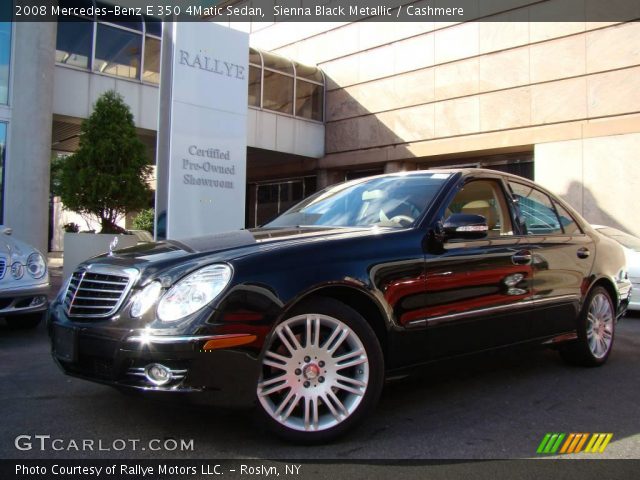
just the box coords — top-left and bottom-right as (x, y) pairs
(55, 5), (161, 84)
(445, 180), (514, 237)
(248, 66), (261, 107)
(94, 23), (142, 79)
(0, 122), (6, 223)
(267, 173), (449, 229)
(263, 70), (293, 114)
(142, 36), (160, 84)
(509, 182), (562, 235)
(0, 17), (10, 105)
(296, 80), (323, 121)
(56, 19), (93, 69)
(553, 201), (582, 234)
(249, 48), (325, 122)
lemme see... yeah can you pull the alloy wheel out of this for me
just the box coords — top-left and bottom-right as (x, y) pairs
(586, 292), (614, 359)
(257, 313), (369, 432)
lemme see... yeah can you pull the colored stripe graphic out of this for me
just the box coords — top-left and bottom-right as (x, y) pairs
(585, 433), (613, 453)
(537, 433), (565, 454)
(538, 433), (613, 454)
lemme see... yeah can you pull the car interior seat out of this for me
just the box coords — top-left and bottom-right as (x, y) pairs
(461, 200), (499, 236)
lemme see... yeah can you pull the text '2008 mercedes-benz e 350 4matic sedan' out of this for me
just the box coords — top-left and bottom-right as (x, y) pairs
(48, 169), (631, 442)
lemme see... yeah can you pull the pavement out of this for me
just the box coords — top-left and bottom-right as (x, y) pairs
(0, 271), (639, 460)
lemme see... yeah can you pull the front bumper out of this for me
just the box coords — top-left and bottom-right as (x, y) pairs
(49, 305), (262, 407)
(0, 283), (49, 317)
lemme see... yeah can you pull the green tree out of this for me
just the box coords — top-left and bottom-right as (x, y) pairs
(132, 208), (155, 234)
(57, 90), (152, 233)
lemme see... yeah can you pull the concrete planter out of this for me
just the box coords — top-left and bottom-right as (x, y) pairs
(62, 233), (138, 280)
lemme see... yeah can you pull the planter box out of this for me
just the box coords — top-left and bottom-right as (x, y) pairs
(62, 233), (138, 281)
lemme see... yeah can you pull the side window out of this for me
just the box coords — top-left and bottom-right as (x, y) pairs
(509, 182), (562, 235)
(553, 201), (582, 234)
(445, 180), (513, 237)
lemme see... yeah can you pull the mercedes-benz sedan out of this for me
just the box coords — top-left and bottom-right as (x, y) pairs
(49, 169), (631, 442)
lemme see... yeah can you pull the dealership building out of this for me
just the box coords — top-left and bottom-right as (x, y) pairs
(1, 1), (640, 254)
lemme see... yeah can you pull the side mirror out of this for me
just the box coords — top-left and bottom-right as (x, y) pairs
(443, 213), (488, 240)
(1, 226), (12, 236)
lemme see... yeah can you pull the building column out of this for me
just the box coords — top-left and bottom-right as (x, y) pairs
(316, 168), (343, 189)
(5, 22), (56, 253)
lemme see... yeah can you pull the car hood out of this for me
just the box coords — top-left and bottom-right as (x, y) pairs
(80, 226), (382, 278)
(0, 232), (38, 262)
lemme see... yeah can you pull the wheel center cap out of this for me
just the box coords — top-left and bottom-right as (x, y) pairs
(303, 364), (320, 380)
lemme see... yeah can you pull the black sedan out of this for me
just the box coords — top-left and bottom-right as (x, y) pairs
(48, 169), (631, 442)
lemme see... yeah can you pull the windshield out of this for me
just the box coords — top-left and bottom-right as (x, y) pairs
(597, 227), (640, 252)
(265, 173), (451, 229)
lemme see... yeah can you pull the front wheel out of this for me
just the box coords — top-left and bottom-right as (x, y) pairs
(560, 287), (615, 367)
(256, 298), (384, 443)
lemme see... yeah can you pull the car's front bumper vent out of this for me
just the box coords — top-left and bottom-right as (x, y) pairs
(64, 267), (137, 318)
(0, 256), (6, 279)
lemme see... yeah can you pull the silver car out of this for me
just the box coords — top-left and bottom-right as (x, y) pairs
(0, 226), (49, 328)
(593, 225), (640, 311)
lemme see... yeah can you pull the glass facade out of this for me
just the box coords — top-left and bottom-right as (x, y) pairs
(0, 122), (6, 223)
(55, 2), (161, 85)
(0, 15), (10, 105)
(55, 19), (93, 69)
(249, 48), (324, 122)
(94, 23), (141, 79)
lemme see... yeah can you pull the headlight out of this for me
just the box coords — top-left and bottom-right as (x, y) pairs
(130, 281), (163, 318)
(157, 264), (232, 322)
(27, 252), (47, 279)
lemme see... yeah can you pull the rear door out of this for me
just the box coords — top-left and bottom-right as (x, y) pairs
(507, 181), (595, 337)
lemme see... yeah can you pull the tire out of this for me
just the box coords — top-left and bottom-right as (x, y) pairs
(5, 311), (45, 330)
(560, 286), (615, 367)
(256, 297), (384, 443)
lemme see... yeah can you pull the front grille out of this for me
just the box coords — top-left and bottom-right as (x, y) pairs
(0, 256), (6, 279)
(64, 267), (137, 318)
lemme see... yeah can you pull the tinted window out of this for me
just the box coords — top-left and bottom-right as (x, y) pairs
(267, 173), (450, 229)
(509, 182), (562, 235)
(296, 80), (323, 121)
(0, 18), (10, 105)
(94, 24), (142, 80)
(263, 70), (293, 114)
(56, 19), (93, 69)
(0, 122), (5, 223)
(248, 66), (261, 107)
(142, 36), (160, 84)
(553, 201), (581, 234)
(445, 180), (514, 237)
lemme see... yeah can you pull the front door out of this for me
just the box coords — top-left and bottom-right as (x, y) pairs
(422, 178), (535, 358)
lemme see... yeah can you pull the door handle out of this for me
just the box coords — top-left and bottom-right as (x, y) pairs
(577, 247), (590, 259)
(512, 250), (532, 265)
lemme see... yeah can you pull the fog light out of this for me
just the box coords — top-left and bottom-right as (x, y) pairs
(144, 363), (173, 386)
(30, 296), (47, 307)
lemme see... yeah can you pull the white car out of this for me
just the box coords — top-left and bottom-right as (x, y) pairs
(593, 225), (640, 312)
(0, 226), (49, 328)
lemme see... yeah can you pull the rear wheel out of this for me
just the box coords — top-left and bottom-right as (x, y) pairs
(560, 287), (615, 367)
(5, 312), (45, 330)
(256, 298), (384, 443)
